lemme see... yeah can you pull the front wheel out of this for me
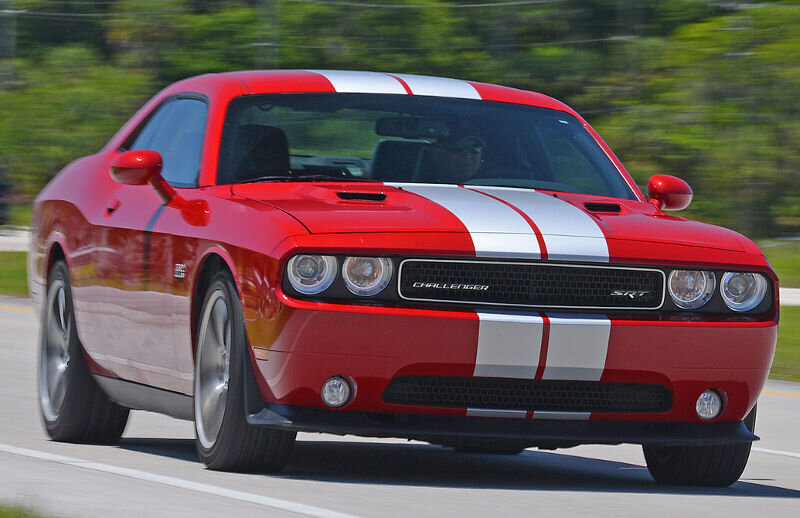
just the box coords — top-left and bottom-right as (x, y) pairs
(643, 405), (757, 486)
(194, 270), (296, 472)
(39, 260), (129, 443)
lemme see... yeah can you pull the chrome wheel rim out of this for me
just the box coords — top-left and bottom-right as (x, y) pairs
(195, 290), (231, 449)
(40, 279), (71, 422)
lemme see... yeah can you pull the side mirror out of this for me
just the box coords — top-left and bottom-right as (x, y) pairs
(110, 150), (163, 185)
(109, 149), (209, 226)
(648, 174), (693, 211)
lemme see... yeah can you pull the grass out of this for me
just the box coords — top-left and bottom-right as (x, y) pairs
(0, 506), (41, 518)
(772, 306), (800, 382)
(760, 240), (800, 288)
(0, 252), (28, 297)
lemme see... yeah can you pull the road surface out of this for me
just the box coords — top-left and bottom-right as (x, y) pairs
(0, 295), (798, 517)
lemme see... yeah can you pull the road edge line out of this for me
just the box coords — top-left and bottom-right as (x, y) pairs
(752, 447), (800, 459)
(0, 443), (360, 518)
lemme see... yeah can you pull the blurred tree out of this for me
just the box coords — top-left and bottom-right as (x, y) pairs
(0, 0), (797, 238)
(0, 45), (153, 192)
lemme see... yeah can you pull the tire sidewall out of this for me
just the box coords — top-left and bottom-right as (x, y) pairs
(194, 271), (248, 462)
(38, 260), (84, 436)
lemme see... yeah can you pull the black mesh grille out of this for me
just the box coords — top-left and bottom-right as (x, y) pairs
(383, 376), (672, 413)
(399, 260), (663, 309)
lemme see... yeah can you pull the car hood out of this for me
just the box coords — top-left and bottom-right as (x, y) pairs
(233, 183), (747, 259)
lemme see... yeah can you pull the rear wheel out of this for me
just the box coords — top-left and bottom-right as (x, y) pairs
(643, 405), (757, 486)
(39, 260), (129, 443)
(194, 271), (296, 472)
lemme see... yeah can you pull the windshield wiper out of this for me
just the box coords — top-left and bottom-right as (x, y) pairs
(242, 173), (374, 184)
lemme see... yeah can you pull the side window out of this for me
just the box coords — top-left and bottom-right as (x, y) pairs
(130, 98), (207, 187)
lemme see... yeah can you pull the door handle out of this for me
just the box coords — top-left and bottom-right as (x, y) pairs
(105, 199), (121, 217)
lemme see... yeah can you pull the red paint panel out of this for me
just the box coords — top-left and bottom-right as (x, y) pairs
(228, 70), (338, 95)
(599, 318), (777, 422)
(233, 183), (475, 237)
(468, 81), (578, 114)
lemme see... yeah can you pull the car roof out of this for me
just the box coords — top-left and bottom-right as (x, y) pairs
(168, 69), (581, 117)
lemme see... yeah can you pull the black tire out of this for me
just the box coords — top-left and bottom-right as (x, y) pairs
(643, 405), (757, 487)
(194, 270), (296, 472)
(38, 260), (130, 443)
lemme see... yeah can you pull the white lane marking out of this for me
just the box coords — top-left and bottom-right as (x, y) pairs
(474, 312), (543, 379)
(391, 73), (481, 99)
(0, 443), (360, 518)
(532, 411), (591, 420)
(307, 70), (407, 95)
(391, 183), (541, 258)
(467, 409), (527, 418)
(473, 187), (609, 262)
(752, 447), (800, 459)
(542, 313), (610, 382)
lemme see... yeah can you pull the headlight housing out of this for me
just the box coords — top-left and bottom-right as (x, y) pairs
(668, 270), (715, 309)
(721, 272), (768, 311)
(286, 255), (337, 294)
(342, 257), (393, 296)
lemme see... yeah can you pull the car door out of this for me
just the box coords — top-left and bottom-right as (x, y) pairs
(83, 96), (208, 392)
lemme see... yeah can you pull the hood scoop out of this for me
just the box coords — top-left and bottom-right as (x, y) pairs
(337, 191), (387, 202)
(584, 202), (621, 213)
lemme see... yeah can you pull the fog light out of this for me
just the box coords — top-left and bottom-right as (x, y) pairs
(696, 390), (723, 420)
(321, 376), (352, 408)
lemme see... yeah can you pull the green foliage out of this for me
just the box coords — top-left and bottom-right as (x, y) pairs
(0, 0), (798, 239)
(0, 45), (153, 193)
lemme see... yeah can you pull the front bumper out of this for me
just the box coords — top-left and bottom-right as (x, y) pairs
(246, 301), (777, 441)
(245, 404), (758, 447)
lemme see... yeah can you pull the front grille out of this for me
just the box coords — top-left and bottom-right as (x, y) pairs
(383, 376), (672, 413)
(399, 259), (664, 309)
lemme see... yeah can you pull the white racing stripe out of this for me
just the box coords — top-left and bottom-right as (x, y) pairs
(307, 70), (407, 95)
(468, 312), (543, 419)
(391, 184), (541, 258)
(474, 312), (543, 379)
(391, 73), (482, 99)
(542, 313), (611, 382)
(0, 443), (360, 518)
(473, 187), (609, 262)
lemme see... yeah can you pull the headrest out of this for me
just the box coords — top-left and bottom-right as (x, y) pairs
(228, 124), (290, 183)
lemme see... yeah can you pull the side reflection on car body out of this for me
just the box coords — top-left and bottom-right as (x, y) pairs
(30, 70), (777, 485)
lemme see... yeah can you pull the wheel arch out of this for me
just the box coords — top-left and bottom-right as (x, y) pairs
(189, 245), (242, 359)
(44, 232), (69, 281)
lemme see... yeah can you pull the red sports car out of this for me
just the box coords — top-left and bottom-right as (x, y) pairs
(30, 70), (778, 486)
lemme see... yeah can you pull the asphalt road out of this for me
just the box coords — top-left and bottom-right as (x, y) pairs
(1, 295), (798, 518)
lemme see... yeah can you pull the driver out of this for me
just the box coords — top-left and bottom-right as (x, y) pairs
(430, 134), (486, 184)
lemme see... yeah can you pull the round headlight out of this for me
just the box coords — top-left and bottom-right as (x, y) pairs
(721, 272), (767, 312)
(287, 255), (337, 295)
(342, 257), (393, 296)
(668, 270), (715, 309)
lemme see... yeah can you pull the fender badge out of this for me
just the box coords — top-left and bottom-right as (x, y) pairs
(174, 264), (187, 280)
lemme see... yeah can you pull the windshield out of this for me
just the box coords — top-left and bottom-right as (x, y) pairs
(218, 93), (635, 199)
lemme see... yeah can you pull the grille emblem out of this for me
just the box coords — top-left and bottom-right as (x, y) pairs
(413, 282), (490, 291)
(610, 289), (650, 299)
